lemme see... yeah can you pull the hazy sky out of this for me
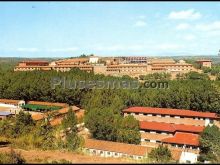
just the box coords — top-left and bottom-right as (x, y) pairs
(0, 2), (220, 57)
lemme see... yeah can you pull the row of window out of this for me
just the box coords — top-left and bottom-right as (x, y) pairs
(86, 149), (142, 159)
(142, 139), (199, 150)
(140, 130), (173, 135)
(126, 112), (209, 120)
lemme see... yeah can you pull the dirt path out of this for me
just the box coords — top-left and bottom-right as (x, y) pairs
(0, 147), (136, 164)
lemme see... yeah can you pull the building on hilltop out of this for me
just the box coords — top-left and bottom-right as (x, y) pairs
(14, 57), (208, 78)
(196, 60), (212, 68)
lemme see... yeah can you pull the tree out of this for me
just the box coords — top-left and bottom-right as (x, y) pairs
(61, 107), (81, 151)
(85, 108), (140, 144)
(199, 125), (220, 163)
(12, 111), (35, 137)
(148, 145), (172, 163)
(61, 107), (78, 133)
(116, 115), (140, 144)
(185, 71), (209, 80)
(35, 120), (56, 150)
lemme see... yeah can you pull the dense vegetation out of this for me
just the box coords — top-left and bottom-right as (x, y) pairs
(0, 110), (82, 151)
(1, 68), (220, 113)
(85, 108), (140, 144)
(139, 73), (171, 80)
(199, 125), (220, 163)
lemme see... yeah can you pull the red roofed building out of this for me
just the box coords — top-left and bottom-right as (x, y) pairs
(14, 61), (52, 71)
(162, 132), (200, 148)
(139, 121), (203, 149)
(122, 106), (219, 158)
(196, 60), (212, 68)
(123, 106), (219, 126)
(140, 121), (204, 134)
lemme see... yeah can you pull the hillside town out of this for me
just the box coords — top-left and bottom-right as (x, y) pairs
(14, 55), (212, 79)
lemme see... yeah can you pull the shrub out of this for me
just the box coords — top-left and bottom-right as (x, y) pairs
(0, 149), (26, 164)
(148, 145), (172, 163)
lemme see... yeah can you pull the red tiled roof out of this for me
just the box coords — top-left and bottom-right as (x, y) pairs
(21, 61), (49, 63)
(123, 107), (219, 119)
(140, 121), (204, 133)
(84, 139), (150, 156)
(58, 106), (80, 114)
(31, 106), (82, 121)
(162, 132), (200, 146)
(50, 117), (63, 126)
(31, 113), (45, 121)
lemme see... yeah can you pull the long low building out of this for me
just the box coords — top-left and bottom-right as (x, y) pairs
(83, 138), (198, 163)
(139, 121), (203, 150)
(123, 106), (219, 126)
(140, 121), (204, 134)
(84, 139), (150, 160)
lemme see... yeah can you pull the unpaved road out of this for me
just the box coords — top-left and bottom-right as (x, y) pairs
(0, 147), (137, 164)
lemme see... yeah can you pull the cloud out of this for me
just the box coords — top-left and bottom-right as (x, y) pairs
(168, 9), (202, 20)
(47, 47), (78, 52)
(16, 48), (39, 52)
(176, 23), (191, 30)
(196, 21), (220, 31)
(134, 20), (147, 27)
(183, 34), (196, 41)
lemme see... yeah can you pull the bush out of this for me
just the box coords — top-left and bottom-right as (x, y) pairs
(0, 149), (26, 164)
(148, 145), (172, 163)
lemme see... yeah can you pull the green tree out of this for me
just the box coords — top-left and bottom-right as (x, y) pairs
(62, 107), (78, 133)
(116, 115), (140, 144)
(61, 107), (81, 151)
(199, 125), (220, 163)
(35, 120), (56, 150)
(85, 108), (140, 144)
(148, 145), (172, 163)
(12, 111), (35, 137)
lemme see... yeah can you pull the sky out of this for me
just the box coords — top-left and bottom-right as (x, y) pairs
(0, 2), (220, 58)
